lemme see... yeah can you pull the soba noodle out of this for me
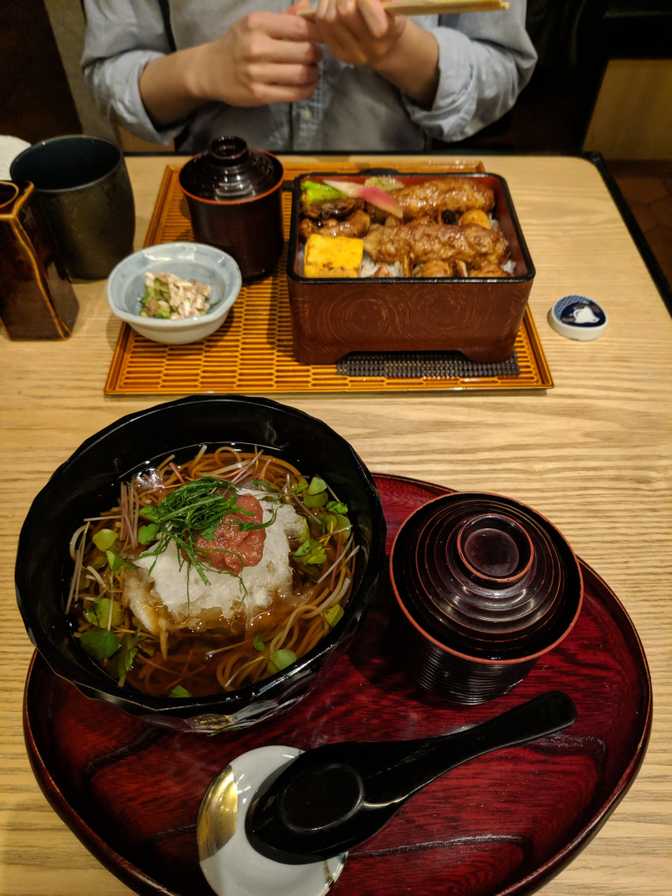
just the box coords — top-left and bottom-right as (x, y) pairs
(67, 446), (358, 698)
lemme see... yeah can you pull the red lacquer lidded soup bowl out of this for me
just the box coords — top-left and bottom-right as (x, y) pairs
(15, 395), (385, 734)
(390, 492), (583, 704)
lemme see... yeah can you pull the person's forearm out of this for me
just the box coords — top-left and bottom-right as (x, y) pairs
(373, 20), (439, 108)
(139, 44), (210, 127)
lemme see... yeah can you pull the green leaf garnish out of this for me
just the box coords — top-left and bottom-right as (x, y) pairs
(92, 528), (118, 551)
(293, 539), (313, 559)
(106, 550), (125, 572)
(271, 649), (297, 671)
(79, 628), (121, 661)
(83, 607), (98, 625)
(169, 685), (192, 698)
(320, 512), (337, 534)
(303, 491), (328, 509)
(293, 538), (327, 565)
(307, 476), (327, 495)
(91, 597), (123, 628)
(199, 523), (218, 541)
(108, 633), (139, 686)
(323, 604), (344, 627)
(333, 513), (351, 535)
(292, 479), (308, 495)
(319, 511), (350, 536)
(140, 505), (160, 521)
(326, 500), (348, 514)
(138, 523), (159, 545)
(253, 634), (265, 652)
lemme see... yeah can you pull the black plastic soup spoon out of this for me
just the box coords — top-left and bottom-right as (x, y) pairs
(246, 691), (576, 864)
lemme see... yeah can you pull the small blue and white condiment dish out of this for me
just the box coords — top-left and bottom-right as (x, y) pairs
(548, 295), (607, 341)
(107, 241), (241, 345)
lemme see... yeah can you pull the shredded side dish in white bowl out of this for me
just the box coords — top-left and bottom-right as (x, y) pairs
(107, 242), (241, 345)
(140, 271), (212, 320)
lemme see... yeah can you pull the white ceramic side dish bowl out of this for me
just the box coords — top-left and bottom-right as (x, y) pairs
(107, 241), (242, 345)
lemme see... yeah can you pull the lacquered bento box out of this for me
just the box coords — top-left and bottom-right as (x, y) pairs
(286, 172), (535, 365)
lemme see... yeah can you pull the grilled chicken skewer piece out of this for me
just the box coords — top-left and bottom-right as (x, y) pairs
(364, 220), (508, 268)
(395, 178), (495, 220)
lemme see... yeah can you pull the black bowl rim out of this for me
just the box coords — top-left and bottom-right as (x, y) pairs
(178, 150), (284, 206)
(15, 394), (386, 716)
(389, 490), (584, 666)
(9, 134), (124, 195)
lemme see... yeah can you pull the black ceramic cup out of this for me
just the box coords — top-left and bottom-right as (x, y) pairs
(179, 136), (284, 282)
(10, 135), (135, 280)
(390, 492), (583, 705)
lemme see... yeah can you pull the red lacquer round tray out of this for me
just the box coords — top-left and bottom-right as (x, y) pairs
(23, 474), (652, 896)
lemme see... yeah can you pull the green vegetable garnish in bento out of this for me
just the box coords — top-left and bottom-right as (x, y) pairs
(301, 180), (343, 205)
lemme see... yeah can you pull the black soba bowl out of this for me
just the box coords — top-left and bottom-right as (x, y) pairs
(390, 492), (583, 705)
(16, 395), (385, 734)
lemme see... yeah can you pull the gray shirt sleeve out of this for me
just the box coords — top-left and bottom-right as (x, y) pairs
(81, 0), (185, 145)
(404, 1), (537, 142)
(81, 0), (537, 148)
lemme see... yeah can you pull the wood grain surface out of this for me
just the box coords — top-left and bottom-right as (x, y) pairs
(0, 154), (670, 896)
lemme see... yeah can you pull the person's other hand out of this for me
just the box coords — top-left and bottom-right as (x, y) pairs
(196, 11), (322, 106)
(308, 0), (407, 68)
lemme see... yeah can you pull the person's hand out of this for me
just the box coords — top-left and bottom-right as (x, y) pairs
(194, 11), (322, 106)
(308, 0), (407, 68)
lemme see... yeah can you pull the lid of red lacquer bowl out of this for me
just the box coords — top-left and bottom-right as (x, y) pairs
(179, 136), (283, 202)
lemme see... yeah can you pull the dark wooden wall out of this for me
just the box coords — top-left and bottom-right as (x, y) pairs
(0, 0), (80, 142)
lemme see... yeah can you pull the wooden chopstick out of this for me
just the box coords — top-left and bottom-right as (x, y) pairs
(298, 0), (509, 19)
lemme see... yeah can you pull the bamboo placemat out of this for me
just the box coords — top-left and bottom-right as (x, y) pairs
(105, 162), (553, 396)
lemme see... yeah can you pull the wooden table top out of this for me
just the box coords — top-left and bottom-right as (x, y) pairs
(0, 154), (670, 896)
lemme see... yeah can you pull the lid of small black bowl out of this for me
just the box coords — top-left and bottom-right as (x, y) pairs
(179, 136), (283, 201)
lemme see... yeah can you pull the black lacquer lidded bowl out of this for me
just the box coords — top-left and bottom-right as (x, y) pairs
(179, 135), (281, 201)
(390, 492), (583, 704)
(179, 136), (284, 281)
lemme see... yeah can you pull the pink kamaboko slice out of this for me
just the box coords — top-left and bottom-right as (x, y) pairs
(322, 179), (403, 219)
